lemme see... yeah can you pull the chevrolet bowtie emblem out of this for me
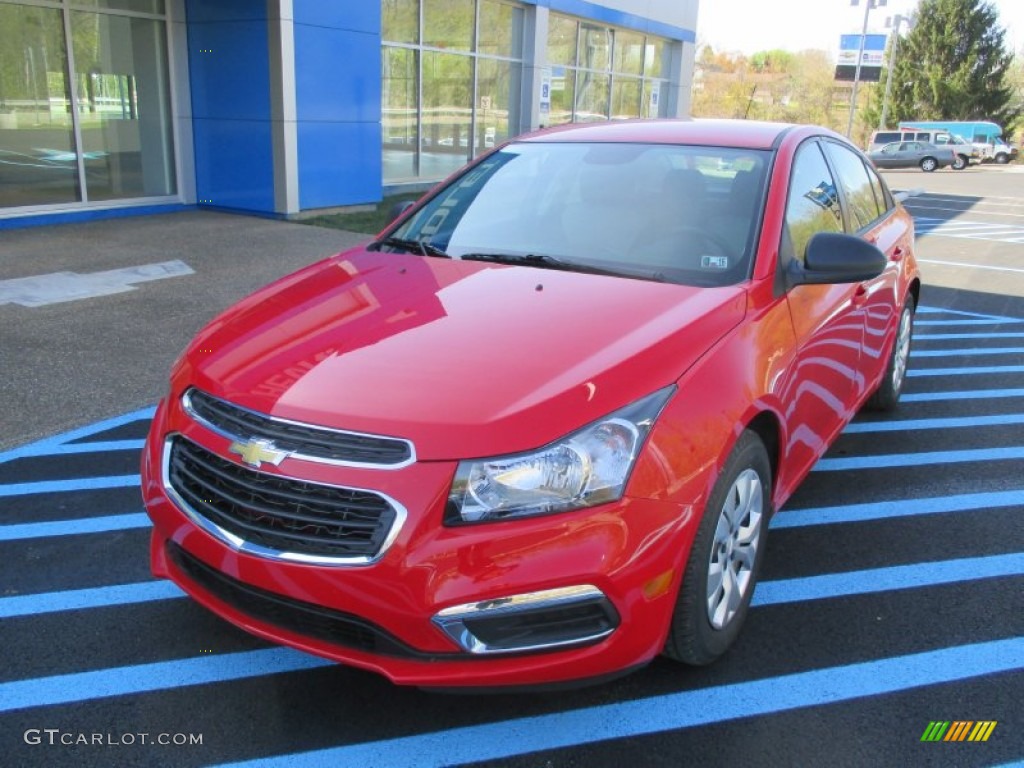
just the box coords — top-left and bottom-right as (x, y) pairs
(228, 438), (289, 469)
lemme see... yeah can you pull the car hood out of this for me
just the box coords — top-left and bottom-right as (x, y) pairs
(180, 249), (746, 459)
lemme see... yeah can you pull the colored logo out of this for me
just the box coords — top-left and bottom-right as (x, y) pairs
(921, 721), (997, 742)
(228, 438), (289, 469)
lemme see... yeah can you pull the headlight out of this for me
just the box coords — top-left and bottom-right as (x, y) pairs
(446, 387), (674, 524)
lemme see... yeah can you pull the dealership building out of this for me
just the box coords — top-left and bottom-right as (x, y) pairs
(0, 0), (697, 228)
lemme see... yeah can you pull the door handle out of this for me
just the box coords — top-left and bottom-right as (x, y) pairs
(890, 246), (905, 262)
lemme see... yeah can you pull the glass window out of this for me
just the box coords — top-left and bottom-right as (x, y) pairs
(382, 0), (418, 44)
(826, 141), (882, 230)
(865, 161), (890, 214)
(424, 0), (474, 51)
(391, 142), (771, 287)
(644, 38), (669, 77)
(574, 72), (609, 122)
(547, 14), (577, 67)
(0, 4), (80, 207)
(476, 58), (520, 151)
(547, 68), (575, 126)
(479, 1), (522, 58)
(71, 10), (176, 201)
(421, 51), (472, 178)
(614, 30), (644, 76)
(382, 47), (418, 180)
(784, 142), (843, 264)
(578, 24), (611, 72)
(610, 78), (641, 120)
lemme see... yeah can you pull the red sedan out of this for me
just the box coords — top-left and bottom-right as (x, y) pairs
(141, 119), (919, 689)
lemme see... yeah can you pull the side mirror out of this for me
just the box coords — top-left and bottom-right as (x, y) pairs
(787, 232), (886, 288)
(388, 200), (416, 223)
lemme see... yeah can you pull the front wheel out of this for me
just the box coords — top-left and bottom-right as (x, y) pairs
(995, 152), (1009, 164)
(920, 157), (938, 172)
(663, 431), (771, 666)
(952, 154), (967, 170)
(865, 294), (915, 411)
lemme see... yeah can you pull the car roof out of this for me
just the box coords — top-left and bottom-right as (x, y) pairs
(517, 118), (833, 151)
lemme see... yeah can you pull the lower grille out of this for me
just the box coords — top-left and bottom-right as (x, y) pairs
(167, 541), (435, 659)
(166, 436), (401, 561)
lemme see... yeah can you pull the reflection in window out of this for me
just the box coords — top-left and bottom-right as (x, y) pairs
(545, 13), (672, 126)
(382, 0), (524, 183)
(0, 4), (79, 207)
(546, 14), (578, 67)
(825, 142), (881, 231)
(479, 0), (522, 57)
(424, 0), (474, 51)
(422, 52), (472, 178)
(71, 10), (175, 201)
(382, 0), (418, 44)
(477, 58), (519, 151)
(382, 47), (418, 179)
(785, 143), (843, 264)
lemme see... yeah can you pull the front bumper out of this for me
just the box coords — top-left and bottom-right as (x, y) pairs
(142, 396), (696, 688)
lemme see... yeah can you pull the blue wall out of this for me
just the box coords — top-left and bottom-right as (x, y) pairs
(186, 0), (276, 214)
(293, 2), (383, 210)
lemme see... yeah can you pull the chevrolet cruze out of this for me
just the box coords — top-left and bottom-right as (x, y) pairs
(142, 119), (919, 688)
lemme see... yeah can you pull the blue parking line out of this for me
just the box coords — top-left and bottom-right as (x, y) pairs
(752, 553), (1024, 606)
(0, 474), (140, 498)
(844, 413), (1024, 433)
(0, 580), (182, 618)
(773, 490), (1024, 528)
(909, 364), (1024, 377)
(814, 446), (1024, 471)
(916, 306), (1024, 322)
(0, 406), (155, 465)
(915, 319), (1024, 327)
(913, 347), (1024, 358)
(915, 332), (1024, 340)
(0, 648), (333, 713)
(901, 388), (1024, 402)
(214, 638), (1024, 768)
(33, 440), (146, 456)
(0, 513), (150, 542)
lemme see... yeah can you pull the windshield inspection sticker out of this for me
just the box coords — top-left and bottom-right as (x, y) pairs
(701, 255), (729, 270)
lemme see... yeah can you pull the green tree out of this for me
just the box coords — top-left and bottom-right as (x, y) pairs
(875, 0), (1019, 128)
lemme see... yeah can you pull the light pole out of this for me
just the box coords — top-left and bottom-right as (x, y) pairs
(879, 13), (911, 129)
(846, 0), (885, 138)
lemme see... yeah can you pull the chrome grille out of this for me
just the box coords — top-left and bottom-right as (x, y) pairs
(166, 436), (402, 562)
(184, 388), (414, 468)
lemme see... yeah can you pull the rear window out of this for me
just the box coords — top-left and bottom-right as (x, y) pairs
(873, 132), (902, 145)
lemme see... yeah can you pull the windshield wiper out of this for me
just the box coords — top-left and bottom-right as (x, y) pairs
(460, 252), (665, 282)
(372, 236), (449, 258)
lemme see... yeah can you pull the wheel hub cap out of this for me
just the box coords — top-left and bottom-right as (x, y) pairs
(706, 468), (763, 630)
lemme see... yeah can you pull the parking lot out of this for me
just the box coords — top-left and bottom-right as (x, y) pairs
(1, 166), (1022, 767)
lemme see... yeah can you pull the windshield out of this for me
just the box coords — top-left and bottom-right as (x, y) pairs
(386, 142), (771, 287)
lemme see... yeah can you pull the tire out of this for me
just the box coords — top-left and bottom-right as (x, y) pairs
(920, 157), (938, 172)
(952, 154), (967, 170)
(865, 294), (915, 411)
(664, 431), (771, 666)
(995, 153), (1009, 164)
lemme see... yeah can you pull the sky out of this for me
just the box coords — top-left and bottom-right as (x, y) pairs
(697, 0), (1024, 57)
